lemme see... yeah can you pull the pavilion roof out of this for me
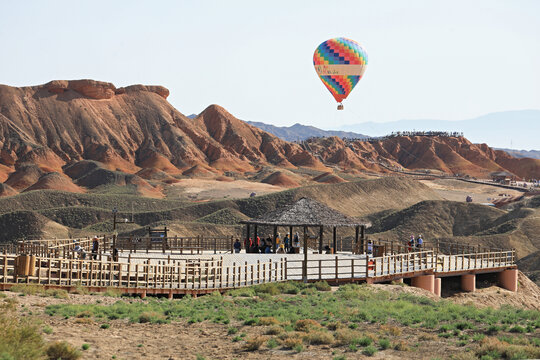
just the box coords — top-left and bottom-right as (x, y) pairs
(240, 197), (371, 227)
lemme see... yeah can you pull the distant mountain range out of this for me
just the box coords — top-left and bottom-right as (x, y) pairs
(496, 148), (540, 160)
(338, 110), (540, 151)
(245, 122), (367, 142)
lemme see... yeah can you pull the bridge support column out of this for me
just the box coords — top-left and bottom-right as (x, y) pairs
(434, 277), (441, 297)
(140, 291), (146, 299)
(168, 291), (173, 300)
(411, 274), (434, 293)
(498, 269), (518, 292)
(461, 274), (475, 292)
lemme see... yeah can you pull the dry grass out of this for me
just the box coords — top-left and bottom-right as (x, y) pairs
(243, 336), (265, 351)
(264, 325), (283, 335)
(280, 333), (303, 349)
(294, 319), (321, 332)
(259, 317), (280, 326)
(476, 337), (540, 360)
(380, 324), (402, 336)
(334, 329), (363, 346)
(302, 331), (334, 345)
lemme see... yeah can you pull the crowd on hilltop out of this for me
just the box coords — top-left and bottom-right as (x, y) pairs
(234, 233), (301, 254)
(296, 131), (464, 145)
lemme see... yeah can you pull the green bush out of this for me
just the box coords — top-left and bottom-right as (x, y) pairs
(227, 327), (238, 335)
(45, 341), (81, 360)
(100, 323), (110, 329)
(362, 345), (378, 356)
(379, 338), (390, 350)
(0, 303), (45, 360)
(243, 336), (265, 351)
(355, 337), (372, 347)
(81, 344), (90, 351)
(303, 331), (334, 345)
(267, 338), (278, 349)
(42, 326), (53, 335)
(314, 281), (331, 291)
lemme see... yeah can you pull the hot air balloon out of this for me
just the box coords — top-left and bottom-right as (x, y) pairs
(313, 37), (368, 110)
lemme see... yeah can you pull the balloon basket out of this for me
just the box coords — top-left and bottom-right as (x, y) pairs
(337, 103), (344, 110)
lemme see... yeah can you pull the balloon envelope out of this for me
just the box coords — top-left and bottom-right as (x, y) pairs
(313, 37), (368, 104)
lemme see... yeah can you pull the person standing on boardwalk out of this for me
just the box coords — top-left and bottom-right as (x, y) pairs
(233, 239), (241, 253)
(284, 234), (290, 253)
(408, 235), (415, 252)
(91, 236), (99, 260)
(416, 234), (423, 249)
(293, 232), (300, 253)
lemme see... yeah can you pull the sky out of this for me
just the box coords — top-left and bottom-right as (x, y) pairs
(1, 0), (539, 135)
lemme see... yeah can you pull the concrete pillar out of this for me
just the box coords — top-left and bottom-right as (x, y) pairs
(168, 291), (173, 300)
(434, 277), (441, 297)
(140, 291), (146, 299)
(411, 274), (435, 293)
(461, 274), (476, 292)
(498, 269), (518, 292)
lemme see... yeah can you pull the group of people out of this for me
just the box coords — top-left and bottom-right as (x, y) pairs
(234, 233), (301, 254)
(407, 234), (424, 251)
(73, 237), (100, 260)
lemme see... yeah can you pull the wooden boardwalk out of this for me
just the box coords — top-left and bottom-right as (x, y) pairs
(0, 244), (517, 297)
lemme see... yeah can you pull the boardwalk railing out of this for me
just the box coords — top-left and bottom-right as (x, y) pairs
(0, 254), (285, 290)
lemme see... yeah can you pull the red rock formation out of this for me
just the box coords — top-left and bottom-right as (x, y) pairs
(261, 171), (300, 188)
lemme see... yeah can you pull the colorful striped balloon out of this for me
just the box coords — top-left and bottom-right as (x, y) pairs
(313, 37), (368, 107)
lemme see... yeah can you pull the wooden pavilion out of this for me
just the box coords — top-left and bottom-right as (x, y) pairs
(240, 197), (370, 254)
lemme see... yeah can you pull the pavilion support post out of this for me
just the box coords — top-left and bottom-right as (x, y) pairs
(245, 224), (250, 253)
(254, 225), (258, 252)
(303, 226), (308, 283)
(333, 227), (337, 254)
(360, 225), (365, 252)
(289, 226), (293, 244)
(355, 226), (360, 253)
(273, 226), (278, 253)
(319, 226), (324, 254)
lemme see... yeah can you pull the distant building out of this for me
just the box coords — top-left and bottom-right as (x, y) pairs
(490, 171), (513, 184)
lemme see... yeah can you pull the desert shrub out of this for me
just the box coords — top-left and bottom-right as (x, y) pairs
(303, 331), (334, 345)
(138, 311), (167, 324)
(300, 287), (317, 295)
(362, 345), (377, 356)
(326, 322), (343, 331)
(0, 300), (45, 360)
(295, 319), (321, 332)
(226, 288), (255, 297)
(334, 329), (362, 346)
(265, 325), (283, 335)
(276, 282), (302, 294)
(509, 325), (526, 333)
(486, 325), (500, 334)
(81, 344), (90, 351)
(259, 317), (280, 326)
(76, 310), (92, 318)
(103, 287), (122, 297)
(281, 334), (302, 349)
(73, 318), (94, 324)
(476, 337), (540, 360)
(254, 283), (280, 296)
(356, 336), (373, 347)
(293, 343), (303, 352)
(380, 325), (401, 336)
(418, 333), (437, 341)
(70, 285), (89, 295)
(227, 327), (238, 335)
(378, 338), (390, 350)
(243, 336), (265, 351)
(50, 289), (69, 299)
(393, 340), (409, 351)
(243, 318), (259, 326)
(314, 281), (331, 291)
(9, 284), (45, 296)
(45, 341), (81, 360)
(266, 338), (279, 349)
(42, 326), (53, 335)
(100, 323), (110, 329)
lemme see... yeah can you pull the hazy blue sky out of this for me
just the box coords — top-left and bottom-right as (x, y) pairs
(1, 0), (539, 132)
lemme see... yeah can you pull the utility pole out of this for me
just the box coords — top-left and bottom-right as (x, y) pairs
(112, 207), (134, 261)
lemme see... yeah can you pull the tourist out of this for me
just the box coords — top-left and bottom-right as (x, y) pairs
(284, 234), (290, 253)
(277, 242), (285, 253)
(408, 235), (415, 252)
(233, 238), (241, 253)
(91, 236), (99, 260)
(367, 240), (373, 255)
(293, 232), (300, 253)
(416, 234), (423, 249)
(255, 236), (261, 253)
(265, 236), (272, 253)
(275, 233), (281, 253)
